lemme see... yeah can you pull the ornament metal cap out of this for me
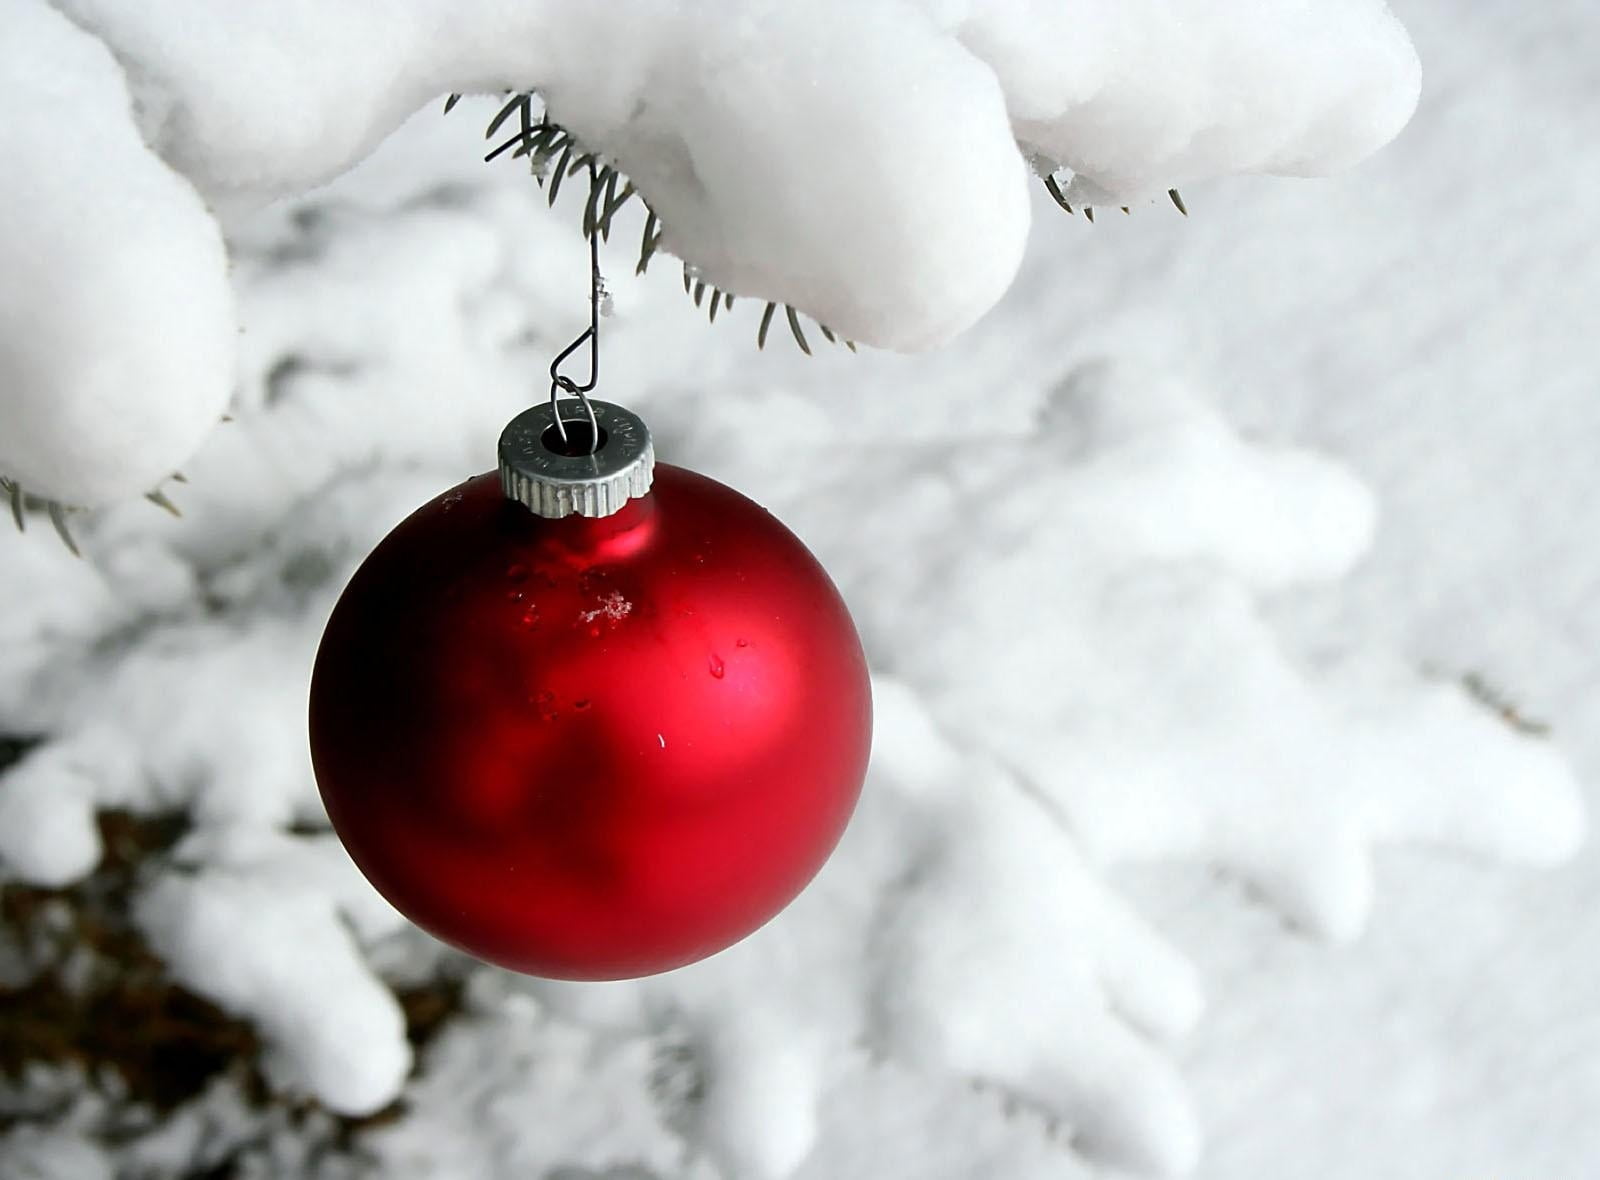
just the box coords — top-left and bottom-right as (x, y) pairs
(498, 399), (655, 519)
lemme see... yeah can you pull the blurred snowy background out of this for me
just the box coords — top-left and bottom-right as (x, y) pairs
(3, 1), (1599, 1178)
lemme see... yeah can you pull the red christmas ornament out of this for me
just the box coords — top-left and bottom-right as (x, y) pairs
(310, 400), (871, 980)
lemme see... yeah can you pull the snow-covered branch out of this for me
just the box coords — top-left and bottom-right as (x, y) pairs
(3, 0), (1419, 506)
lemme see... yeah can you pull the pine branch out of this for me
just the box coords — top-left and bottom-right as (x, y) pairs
(2, 470), (187, 558)
(474, 92), (848, 358)
(1040, 170), (1190, 222)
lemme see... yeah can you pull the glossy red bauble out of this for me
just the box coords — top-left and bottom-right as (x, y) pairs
(309, 464), (871, 979)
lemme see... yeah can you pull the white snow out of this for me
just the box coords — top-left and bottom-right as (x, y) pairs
(1, 124), (1586, 1171)
(674, 364), (1582, 953)
(0, 0), (235, 505)
(367, 978), (695, 1178)
(0, 1125), (112, 1180)
(4, 2), (1598, 1179)
(135, 829), (412, 1116)
(2, 1), (1417, 504)
(951, 0), (1422, 202)
(868, 709), (1205, 1174)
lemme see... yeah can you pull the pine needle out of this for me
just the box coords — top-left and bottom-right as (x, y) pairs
(484, 93), (531, 142)
(1043, 174), (1074, 215)
(47, 502), (79, 557)
(758, 302), (777, 350)
(5, 479), (23, 532)
(547, 144), (575, 205)
(581, 169), (608, 238)
(597, 174), (628, 241)
(473, 102), (861, 359)
(513, 124), (559, 162)
(786, 305), (812, 355)
(527, 132), (566, 176)
(144, 489), (182, 518)
(637, 211), (660, 275)
(484, 132), (527, 164)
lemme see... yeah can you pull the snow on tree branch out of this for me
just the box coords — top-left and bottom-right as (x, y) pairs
(0, 0), (234, 507)
(4, 0), (1419, 506)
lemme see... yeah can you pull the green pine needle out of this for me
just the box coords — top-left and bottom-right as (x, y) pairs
(475, 92), (849, 358)
(1041, 171), (1190, 222)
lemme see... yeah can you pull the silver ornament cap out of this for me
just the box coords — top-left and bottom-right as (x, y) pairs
(498, 399), (654, 519)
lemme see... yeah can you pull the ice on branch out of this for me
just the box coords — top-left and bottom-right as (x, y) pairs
(6, 0), (1419, 504)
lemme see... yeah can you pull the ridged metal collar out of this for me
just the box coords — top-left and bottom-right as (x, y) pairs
(498, 400), (654, 519)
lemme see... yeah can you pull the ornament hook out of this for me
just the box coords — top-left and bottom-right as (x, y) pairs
(548, 156), (604, 454)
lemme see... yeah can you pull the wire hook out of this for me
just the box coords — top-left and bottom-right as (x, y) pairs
(548, 157), (604, 454)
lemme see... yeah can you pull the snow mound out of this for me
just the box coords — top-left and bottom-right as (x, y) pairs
(135, 829), (411, 1116)
(367, 977), (693, 1178)
(0, 0), (234, 505)
(687, 363), (1580, 948)
(869, 708), (1204, 1175)
(951, 0), (1422, 202)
